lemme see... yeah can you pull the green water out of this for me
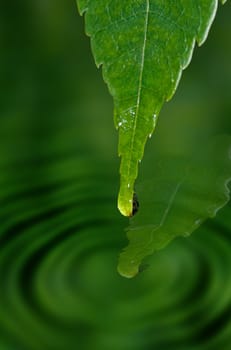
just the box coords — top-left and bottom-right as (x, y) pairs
(0, 2), (231, 349)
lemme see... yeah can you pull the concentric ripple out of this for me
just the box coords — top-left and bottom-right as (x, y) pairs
(1, 142), (231, 350)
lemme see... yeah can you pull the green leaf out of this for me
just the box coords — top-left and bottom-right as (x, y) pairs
(118, 136), (231, 278)
(77, 1), (226, 216)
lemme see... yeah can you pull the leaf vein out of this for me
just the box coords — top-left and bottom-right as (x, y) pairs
(127, 0), (150, 182)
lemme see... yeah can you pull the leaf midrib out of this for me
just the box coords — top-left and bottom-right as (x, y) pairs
(127, 0), (150, 180)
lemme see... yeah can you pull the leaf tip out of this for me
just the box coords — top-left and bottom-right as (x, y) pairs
(117, 182), (134, 217)
(118, 189), (140, 217)
(118, 197), (133, 217)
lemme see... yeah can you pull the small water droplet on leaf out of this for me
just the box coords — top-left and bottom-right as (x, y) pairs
(131, 192), (139, 216)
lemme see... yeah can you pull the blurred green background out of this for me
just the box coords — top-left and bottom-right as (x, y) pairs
(0, 1), (231, 349)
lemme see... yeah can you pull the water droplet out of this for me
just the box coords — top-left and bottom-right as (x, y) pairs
(138, 159), (141, 163)
(195, 219), (202, 226)
(127, 183), (130, 188)
(132, 192), (139, 216)
(118, 122), (122, 127)
(149, 133), (152, 139)
(183, 231), (190, 237)
(153, 114), (157, 127)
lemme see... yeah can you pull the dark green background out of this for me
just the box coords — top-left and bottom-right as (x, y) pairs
(0, 1), (231, 349)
